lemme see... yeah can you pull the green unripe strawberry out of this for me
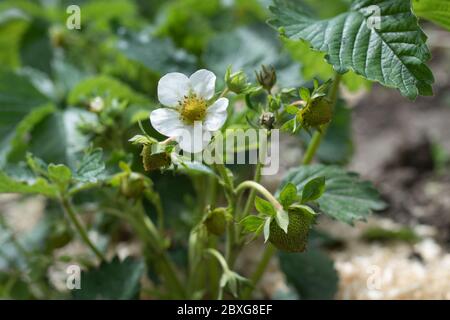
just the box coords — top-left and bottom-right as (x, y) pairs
(141, 145), (171, 171)
(269, 208), (315, 252)
(204, 207), (229, 236)
(120, 173), (145, 198)
(298, 97), (332, 128)
(46, 224), (73, 251)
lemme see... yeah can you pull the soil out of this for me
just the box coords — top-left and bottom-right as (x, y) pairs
(349, 47), (450, 246)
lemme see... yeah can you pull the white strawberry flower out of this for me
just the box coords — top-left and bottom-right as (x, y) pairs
(150, 69), (229, 153)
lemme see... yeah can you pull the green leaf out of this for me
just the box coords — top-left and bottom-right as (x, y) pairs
(204, 25), (302, 88)
(26, 153), (48, 177)
(263, 216), (272, 243)
(0, 9), (29, 68)
(284, 38), (372, 92)
(285, 104), (298, 115)
(0, 166), (58, 198)
(289, 204), (317, 217)
(283, 38), (333, 81)
(279, 164), (386, 224)
(28, 108), (97, 167)
(7, 102), (55, 163)
(279, 182), (297, 207)
(128, 135), (156, 145)
(299, 87), (310, 102)
(279, 249), (338, 299)
(177, 160), (218, 178)
(73, 256), (145, 300)
(341, 70), (372, 92)
(275, 209), (290, 233)
(255, 196), (276, 216)
(52, 55), (89, 98)
(301, 176), (326, 203)
(74, 148), (106, 183)
(0, 70), (51, 166)
(413, 0), (450, 31)
(19, 18), (53, 74)
(117, 33), (197, 75)
(154, 0), (219, 55)
(239, 215), (265, 234)
(82, 0), (138, 31)
(68, 75), (150, 107)
(47, 164), (72, 190)
(270, 0), (434, 99)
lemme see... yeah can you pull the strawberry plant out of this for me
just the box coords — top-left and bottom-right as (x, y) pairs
(0, 0), (448, 300)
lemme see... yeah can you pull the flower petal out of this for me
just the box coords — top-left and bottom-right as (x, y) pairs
(150, 108), (184, 137)
(176, 123), (212, 153)
(158, 72), (190, 107)
(204, 97), (229, 131)
(189, 69), (216, 100)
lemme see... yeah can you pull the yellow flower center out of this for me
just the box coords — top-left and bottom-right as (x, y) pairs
(179, 94), (207, 124)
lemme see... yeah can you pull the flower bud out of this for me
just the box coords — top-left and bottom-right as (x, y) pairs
(204, 207), (230, 236)
(259, 112), (275, 130)
(120, 172), (145, 198)
(225, 67), (249, 94)
(255, 65), (276, 93)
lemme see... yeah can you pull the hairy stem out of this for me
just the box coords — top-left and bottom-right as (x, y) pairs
(60, 196), (105, 261)
(235, 180), (282, 211)
(214, 163), (236, 264)
(219, 88), (230, 99)
(240, 162), (262, 219)
(241, 244), (275, 299)
(133, 203), (187, 298)
(105, 201), (186, 298)
(207, 237), (220, 298)
(145, 190), (164, 231)
(229, 162), (263, 267)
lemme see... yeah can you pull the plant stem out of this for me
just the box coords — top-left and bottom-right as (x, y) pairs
(301, 130), (323, 165)
(207, 176), (218, 209)
(215, 163), (234, 200)
(235, 180), (282, 211)
(240, 162), (262, 219)
(241, 244), (275, 299)
(229, 163), (263, 267)
(214, 163), (237, 264)
(207, 237), (220, 298)
(219, 88), (230, 99)
(243, 73), (343, 299)
(133, 204), (187, 298)
(225, 218), (236, 263)
(144, 190), (164, 231)
(105, 200), (186, 298)
(60, 196), (106, 262)
(302, 73), (342, 165)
